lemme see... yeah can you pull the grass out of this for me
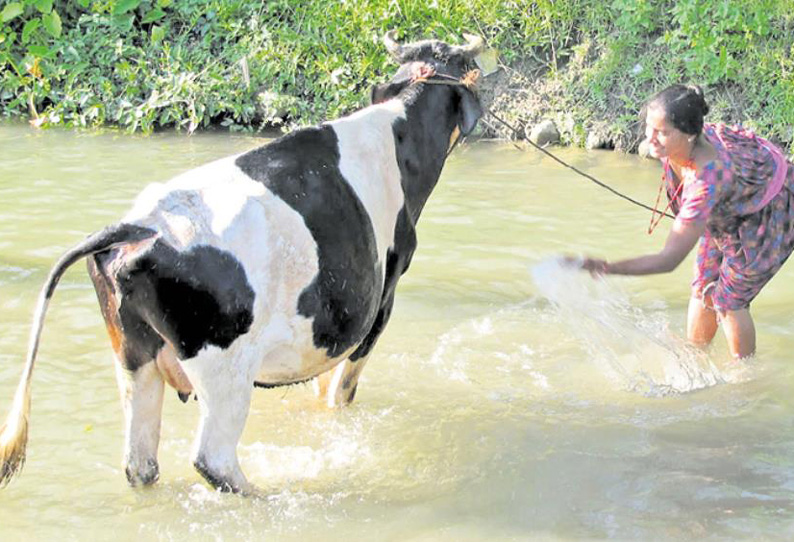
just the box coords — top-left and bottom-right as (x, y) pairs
(0, 0), (791, 151)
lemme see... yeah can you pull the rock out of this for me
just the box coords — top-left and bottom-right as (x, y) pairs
(585, 132), (609, 150)
(638, 138), (653, 159)
(527, 119), (560, 146)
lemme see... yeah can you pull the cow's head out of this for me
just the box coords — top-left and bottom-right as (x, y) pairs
(372, 31), (485, 137)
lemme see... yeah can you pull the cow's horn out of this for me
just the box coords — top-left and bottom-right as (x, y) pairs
(383, 30), (404, 59)
(456, 33), (485, 58)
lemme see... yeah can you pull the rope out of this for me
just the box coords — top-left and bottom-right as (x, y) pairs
(485, 109), (676, 220)
(417, 70), (481, 88)
(407, 67), (668, 221)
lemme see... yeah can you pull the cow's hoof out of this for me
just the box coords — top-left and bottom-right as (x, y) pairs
(125, 458), (159, 487)
(312, 375), (329, 399)
(325, 383), (358, 409)
(193, 457), (250, 494)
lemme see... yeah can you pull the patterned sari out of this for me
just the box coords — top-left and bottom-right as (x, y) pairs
(662, 123), (794, 312)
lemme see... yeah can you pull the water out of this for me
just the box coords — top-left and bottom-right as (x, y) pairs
(530, 258), (745, 395)
(1, 123), (794, 541)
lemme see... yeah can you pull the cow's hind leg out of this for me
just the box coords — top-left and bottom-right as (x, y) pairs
(115, 360), (164, 486)
(180, 352), (254, 494)
(313, 354), (371, 408)
(89, 256), (165, 486)
(314, 295), (395, 408)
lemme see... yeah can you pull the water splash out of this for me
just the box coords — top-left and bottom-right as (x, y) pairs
(242, 435), (368, 483)
(241, 414), (374, 486)
(530, 257), (745, 395)
(428, 317), (495, 383)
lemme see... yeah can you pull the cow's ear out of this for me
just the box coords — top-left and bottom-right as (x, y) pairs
(370, 83), (389, 104)
(370, 82), (408, 104)
(456, 88), (483, 136)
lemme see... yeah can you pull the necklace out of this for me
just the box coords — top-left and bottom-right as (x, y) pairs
(648, 158), (696, 234)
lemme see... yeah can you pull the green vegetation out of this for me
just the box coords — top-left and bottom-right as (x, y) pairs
(1, 0), (792, 150)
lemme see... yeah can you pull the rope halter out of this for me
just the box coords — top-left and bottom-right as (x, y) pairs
(409, 64), (481, 90)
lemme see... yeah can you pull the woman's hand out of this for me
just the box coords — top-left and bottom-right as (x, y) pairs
(580, 257), (609, 277)
(560, 256), (609, 277)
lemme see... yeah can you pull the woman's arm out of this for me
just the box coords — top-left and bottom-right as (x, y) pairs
(583, 219), (706, 276)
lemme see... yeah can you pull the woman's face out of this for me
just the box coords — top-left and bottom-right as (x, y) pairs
(644, 105), (692, 162)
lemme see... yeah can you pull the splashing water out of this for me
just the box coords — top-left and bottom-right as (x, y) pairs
(530, 257), (745, 395)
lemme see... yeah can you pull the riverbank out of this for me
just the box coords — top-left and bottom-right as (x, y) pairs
(1, 1), (792, 153)
(479, 39), (794, 155)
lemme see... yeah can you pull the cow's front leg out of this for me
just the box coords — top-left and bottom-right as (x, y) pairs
(182, 355), (254, 494)
(313, 354), (371, 408)
(115, 360), (164, 487)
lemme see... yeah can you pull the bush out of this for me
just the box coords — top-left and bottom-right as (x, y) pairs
(0, 0), (791, 149)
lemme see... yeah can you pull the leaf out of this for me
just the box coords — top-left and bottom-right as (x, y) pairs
(22, 18), (41, 43)
(113, 0), (142, 16)
(27, 44), (52, 56)
(157, 0), (172, 6)
(35, 0), (53, 14)
(141, 8), (165, 24)
(719, 45), (729, 74)
(112, 13), (135, 31)
(42, 11), (61, 38)
(1, 3), (23, 23)
(151, 24), (165, 43)
(474, 48), (500, 76)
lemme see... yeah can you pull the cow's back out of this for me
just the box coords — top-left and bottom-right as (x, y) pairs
(116, 119), (402, 381)
(235, 101), (409, 359)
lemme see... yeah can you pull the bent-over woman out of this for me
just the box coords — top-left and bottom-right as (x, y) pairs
(581, 84), (794, 359)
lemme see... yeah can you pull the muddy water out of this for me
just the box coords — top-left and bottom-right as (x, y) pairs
(1, 123), (794, 541)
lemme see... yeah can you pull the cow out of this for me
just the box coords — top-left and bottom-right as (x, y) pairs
(0, 31), (484, 494)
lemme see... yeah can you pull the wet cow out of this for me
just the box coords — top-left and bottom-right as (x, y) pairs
(0, 32), (484, 493)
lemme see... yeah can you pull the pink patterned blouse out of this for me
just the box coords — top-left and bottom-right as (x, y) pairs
(662, 123), (794, 312)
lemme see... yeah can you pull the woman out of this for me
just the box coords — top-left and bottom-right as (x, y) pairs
(581, 84), (794, 359)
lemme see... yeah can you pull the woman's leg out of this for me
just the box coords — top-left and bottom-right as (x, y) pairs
(721, 308), (756, 359)
(687, 295), (718, 348)
(688, 294), (756, 357)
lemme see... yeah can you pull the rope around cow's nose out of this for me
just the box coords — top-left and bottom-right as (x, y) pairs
(410, 65), (481, 89)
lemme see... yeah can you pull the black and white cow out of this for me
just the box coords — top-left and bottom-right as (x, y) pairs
(0, 32), (484, 493)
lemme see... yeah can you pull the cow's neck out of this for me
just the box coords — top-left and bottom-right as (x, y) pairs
(393, 89), (458, 223)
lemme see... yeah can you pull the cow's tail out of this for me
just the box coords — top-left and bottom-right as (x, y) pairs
(0, 223), (158, 487)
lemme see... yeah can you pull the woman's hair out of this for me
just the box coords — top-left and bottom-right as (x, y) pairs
(644, 84), (710, 135)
